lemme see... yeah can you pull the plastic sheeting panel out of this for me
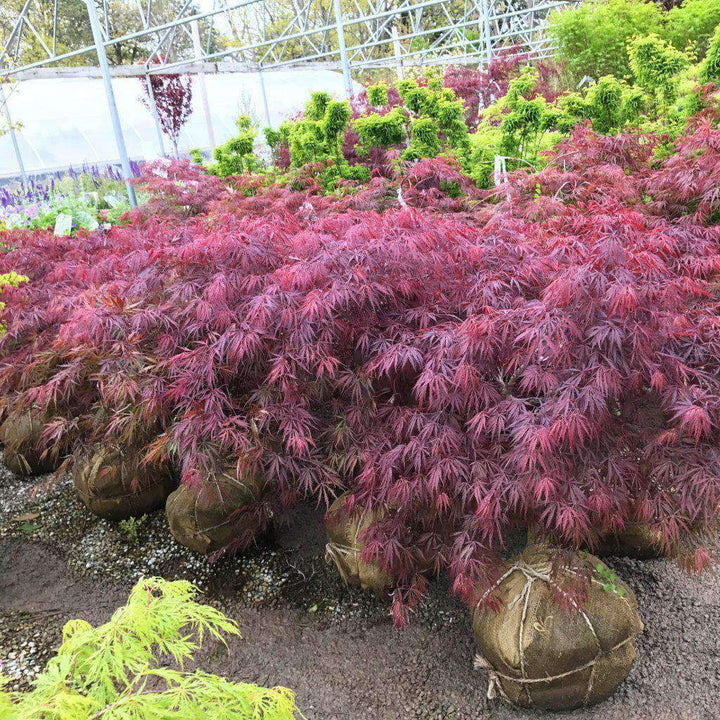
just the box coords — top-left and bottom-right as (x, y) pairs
(0, 69), (357, 178)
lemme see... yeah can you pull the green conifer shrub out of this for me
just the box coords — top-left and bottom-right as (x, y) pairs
(353, 107), (407, 153)
(404, 117), (442, 160)
(558, 76), (645, 133)
(305, 91), (331, 121)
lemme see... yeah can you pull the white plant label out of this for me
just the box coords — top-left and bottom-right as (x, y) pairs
(53, 213), (73, 236)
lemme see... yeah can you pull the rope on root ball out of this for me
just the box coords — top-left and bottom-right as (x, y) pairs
(472, 559), (638, 709)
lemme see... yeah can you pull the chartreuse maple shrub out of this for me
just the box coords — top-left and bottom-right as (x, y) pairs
(265, 76), (471, 189)
(264, 92), (369, 191)
(0, 577), (300, 719)
(2, 119), (720, 623)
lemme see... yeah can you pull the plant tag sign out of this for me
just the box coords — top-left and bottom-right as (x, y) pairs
(104, 194), (123, 208)
(53, 213), (73, 236)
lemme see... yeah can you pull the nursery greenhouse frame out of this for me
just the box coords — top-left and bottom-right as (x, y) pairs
(1, 0), (576, 203)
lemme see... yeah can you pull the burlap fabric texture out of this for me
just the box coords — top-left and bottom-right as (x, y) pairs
(324, 491), (394, 592)
(73, 443), (176, 520)
(165, 462), (268, 554)
(471, 546), (644, 711)
(593, 524), (663, 560)
(0, 410), (60, 476)
(528, 523), (664, 560)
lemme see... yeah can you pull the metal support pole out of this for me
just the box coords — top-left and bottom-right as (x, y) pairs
(391, 24), (404, 80)
(84, 0), (137, 207)
(0, 85), (27, 184)
(333, 0), (353, 99)
(144, 74), (166, 156)
(190, 20), (215, 151)
(52, 0), (58, 55)
(481, 0), (493, 65)
(257, 67), (272, 128)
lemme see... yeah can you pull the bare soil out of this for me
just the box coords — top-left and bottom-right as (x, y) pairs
(1, 463), (719, 720)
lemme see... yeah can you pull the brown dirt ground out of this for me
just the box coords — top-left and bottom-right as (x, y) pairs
(0, 467), (719, 720)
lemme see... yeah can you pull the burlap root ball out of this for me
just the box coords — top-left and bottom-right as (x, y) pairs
(472, 546), (644, 711)
(593, 524), (664, 560)
(528, 524), (664, 560)
(324, 491), (394, 592)
(165, 463), (269, 555)
(0, 410), (61, 476)
(73, 444), (176, 520)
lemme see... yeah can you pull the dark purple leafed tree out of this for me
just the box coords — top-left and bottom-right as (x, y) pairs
(141, 73), (193, 157)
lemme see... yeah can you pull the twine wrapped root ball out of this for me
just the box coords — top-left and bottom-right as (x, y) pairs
(528, 523), (664, 560)
(165, 463), (270, 555)
(324, 491), (394, 592)
(594, 524), (663, 560)
(472, 546), (643, 711)
(73, 443), (176, 520)
(0, 410), (62, 476)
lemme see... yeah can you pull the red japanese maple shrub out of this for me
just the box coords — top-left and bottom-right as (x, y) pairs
(645, 116), (720, 222)
(141, 72), (193, 157)
(134, 159), (227, 218)
(2, 116), (720, 625)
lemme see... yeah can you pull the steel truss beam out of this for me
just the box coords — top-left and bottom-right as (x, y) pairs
(0, 0), (578, 190)
(2, 1), (577, 80)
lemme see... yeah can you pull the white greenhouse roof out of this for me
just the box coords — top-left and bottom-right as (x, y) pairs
(0, 69), (359, 179)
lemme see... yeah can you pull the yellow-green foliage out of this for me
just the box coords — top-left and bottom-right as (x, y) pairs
(366, 82), (389, 107)
(558, 75), (645, 134)
(288, 93), (352, 166)
(629, 34), (689, 103)
(667, 0), (720, 58)
(205, 116), (260, 177)
(548, 0), (665, 83)
(322, 100), (352, 158)
(701, 23), (720, 82)
(305, 91), (330, 121)
(549, 0), (720, 86)
(465, 124), (502, 187)
(354, 106), (407, 153)
(433, 96), (470, 150)
(464, 67), (564, 187)
(404, 117), (441, 160)
(0, 577), (301, 720)
(0, 271), (28, 336)
(497, 68), (558, 160)
(281, 93), (367, 190)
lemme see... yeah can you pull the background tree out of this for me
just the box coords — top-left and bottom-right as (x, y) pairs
(141, 72), (193, 157)
(666, 0), (720, 57)
(548, 0), (665, 85)
(0, 1), (219, 67)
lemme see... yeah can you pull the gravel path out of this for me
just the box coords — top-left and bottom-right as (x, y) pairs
(1, 461), (718, 719)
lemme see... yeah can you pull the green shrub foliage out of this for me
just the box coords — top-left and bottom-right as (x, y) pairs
(559, 76), (645, 133)
(548, 0), (664, 83)
(666, 0), (720, 56)
(700, 23), (720, 82)
(549, 0), (720, 85)
(207, 115), (259, 176)
(189, 3), (718, 193)
(0, 578), (300, 719)
(354, 107), (407, 152)
(629, 33), (689, 102)
(366, 82), (389, 107)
